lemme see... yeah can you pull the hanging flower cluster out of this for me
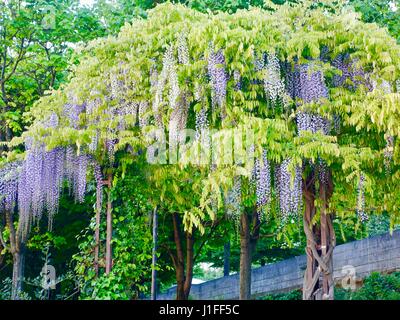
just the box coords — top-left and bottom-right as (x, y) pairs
(233, 70), (242, 91)
(152, 46), (180, 129)
(195, 107), (210, 149)
(317, 158), (329, 187)
(288, 63), (331, 135)
(178, 33), (189, 65)
(332, 54), (372, 90)
(0, 162), (20, 212)
(296, 112), (331, 135)
(225, 176), (242, 222)
(252, 149), (271, 214)
(298, 64), (329, 103)
(263, 53), (285, 104)
(276, 159), (303, 220)
(138, 101), (150, 128)
(253, 51), (265, 73)
(0, 122), (98, 237)
(207, 48), (227, 117)
(63, 102), (86, 129)
(169, 93), (189, 154)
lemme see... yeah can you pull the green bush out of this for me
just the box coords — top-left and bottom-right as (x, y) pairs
(259, 290), (302, 300)
(337, 272), (400, 300)
(260, 272), (400, 300)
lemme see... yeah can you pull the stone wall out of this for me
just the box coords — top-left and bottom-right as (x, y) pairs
(157, 230), (400, 300)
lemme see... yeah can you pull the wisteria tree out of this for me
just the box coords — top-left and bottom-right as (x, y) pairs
(1, 1), (400, 301)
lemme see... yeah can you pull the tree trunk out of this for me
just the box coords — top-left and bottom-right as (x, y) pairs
(5, 209), (26, 300)
(94, 184), (102, 277)
(239, 207), (260, 300)
(172, 213), (185, 300)
(183, 231), (194, 299)
(172, 213), (194, 300)
(239, 213), (251, 300)
(302, 170), (335, 300)
(11, 248), (25, 300)
(223, 241), (230, 277)
(175, 266), (186, 300)
(105, 174), (113, 275)
(319, 179), (335, 300)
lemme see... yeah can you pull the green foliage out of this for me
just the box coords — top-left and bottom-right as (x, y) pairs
(0, 278), (31, 300)
(27, 231), (67, 251)
(0, 0), (107, 140)
(261, 272), (400, 300)
(72, 168), (158, 299)
(351, 0), (400, 43)
(260, 289), (302, 300)
(337, 272), (400, 300)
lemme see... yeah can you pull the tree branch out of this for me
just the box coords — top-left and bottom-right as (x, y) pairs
(193, 218), (221, 263)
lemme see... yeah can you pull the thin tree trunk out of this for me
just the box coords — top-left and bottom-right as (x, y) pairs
(250, 208), (261, 259)
(11, 248), (25, 300)
(183, 231), (194, 299)
(94, 184), (102, 277)
(105, 173), (113, 275)
(5, 210), (25, 300)
(239, 213), (251, 300)
(172, 213), (185, 300)
(223, 241), (230, 277)
(151, 207), (158, 300)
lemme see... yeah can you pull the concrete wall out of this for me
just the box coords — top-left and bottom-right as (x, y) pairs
(157, 230), (400, 300)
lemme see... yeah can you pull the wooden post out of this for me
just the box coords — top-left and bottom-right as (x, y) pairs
(151, 206), (158, 300)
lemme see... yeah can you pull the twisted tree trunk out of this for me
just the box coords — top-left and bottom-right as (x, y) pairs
(302, 170), (335, 300)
